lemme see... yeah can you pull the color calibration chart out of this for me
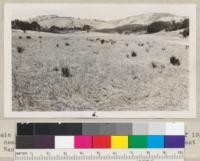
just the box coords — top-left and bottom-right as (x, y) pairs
(15, 122), (185, 161)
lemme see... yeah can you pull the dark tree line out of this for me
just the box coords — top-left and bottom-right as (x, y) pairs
(147, 21), (171, 33)
(147, 18), (189, 37)
(12, 19), (92, 33)
(48, 24), (92, 33)
(12, 20), (41, 33)
(12, 18), (189, 37)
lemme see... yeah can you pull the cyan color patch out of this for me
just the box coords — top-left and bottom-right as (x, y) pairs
(147, 136), (164, 148)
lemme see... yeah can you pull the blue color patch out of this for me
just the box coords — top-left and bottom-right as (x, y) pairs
(147, 136), (164, 148)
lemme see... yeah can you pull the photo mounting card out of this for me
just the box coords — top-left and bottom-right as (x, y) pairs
(4, 3), (196, 118)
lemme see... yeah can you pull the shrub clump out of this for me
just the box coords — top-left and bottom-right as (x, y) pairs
(61, 67), (71, 77)
(110, 40), (116, 45)
(53, 67), (59, 71)
(26, 36), (31, 39)
(151, 61), (165, 73)
(18, 36), (22, 39)
(185, 45), (189, 49)
(65, 42), (70, 46)
(56, 44), (59, 48)
(138, 43), (144, 47)
(100, 39), (105, 44)
(38, 36), (42, 39)
(131, 51), (137, 57)
(17, 46), (25, 53)
(170, 56), (180, 66)
(151, 62), (157, 68)
(182, 28), (189, 37)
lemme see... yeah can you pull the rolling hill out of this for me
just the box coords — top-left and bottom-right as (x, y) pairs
(28, 12), (186, 31)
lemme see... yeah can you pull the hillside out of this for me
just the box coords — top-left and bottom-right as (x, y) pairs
(28, 13), (186, 30)
(12, 12), (188, 35)
(111, 13), (185, 26)
(29, 15), (115, 30)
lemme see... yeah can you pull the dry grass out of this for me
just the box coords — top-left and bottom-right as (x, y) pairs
(12, 30), (189, 111)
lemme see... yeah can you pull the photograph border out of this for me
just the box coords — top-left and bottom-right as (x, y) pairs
(4, 3), (197, 118)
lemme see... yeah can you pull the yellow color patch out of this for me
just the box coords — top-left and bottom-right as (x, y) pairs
(111, 136), (128, 148)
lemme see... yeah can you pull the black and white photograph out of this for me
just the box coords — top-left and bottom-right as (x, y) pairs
(4, 3), (196, 118)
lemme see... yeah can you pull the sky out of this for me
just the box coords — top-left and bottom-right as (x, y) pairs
(8, 3), (195, 21)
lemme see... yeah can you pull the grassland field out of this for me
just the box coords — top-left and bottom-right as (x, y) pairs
(12, 29), (189, 111)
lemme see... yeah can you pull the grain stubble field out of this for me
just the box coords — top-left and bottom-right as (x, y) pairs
(12, 29), (189, 112)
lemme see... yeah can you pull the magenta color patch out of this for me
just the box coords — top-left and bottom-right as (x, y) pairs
(74, 136), (92, 148)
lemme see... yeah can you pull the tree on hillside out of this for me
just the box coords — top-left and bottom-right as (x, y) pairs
(49, 25), (62, 33)
(147, 18), (189, 33)
(83, 25), (91, 32)
(30, 21), (41, 31)
(147, 21), (171, 33)
(182, 18), (189, 28)
(19, 21), (31, 33)
(182, 28), (189, 37)
(12, 20), (41, 33)
(12, 20), (30, 33)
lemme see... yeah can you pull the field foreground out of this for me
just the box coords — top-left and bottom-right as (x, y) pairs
(12, 30), (189, 111)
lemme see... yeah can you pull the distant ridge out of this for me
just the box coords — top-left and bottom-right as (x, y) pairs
(28, 12), (186, 30)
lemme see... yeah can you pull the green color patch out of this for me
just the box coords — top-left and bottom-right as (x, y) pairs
(128, 135), (147, 148)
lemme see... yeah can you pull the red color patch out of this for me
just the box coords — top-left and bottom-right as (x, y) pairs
(92, 136), (111, 148)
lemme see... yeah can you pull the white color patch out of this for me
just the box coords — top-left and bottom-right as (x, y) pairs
(165, 122), (184, 135)
(55, 136), (74, 149)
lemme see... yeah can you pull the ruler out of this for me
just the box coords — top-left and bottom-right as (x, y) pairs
(15, 149), (184, 161)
